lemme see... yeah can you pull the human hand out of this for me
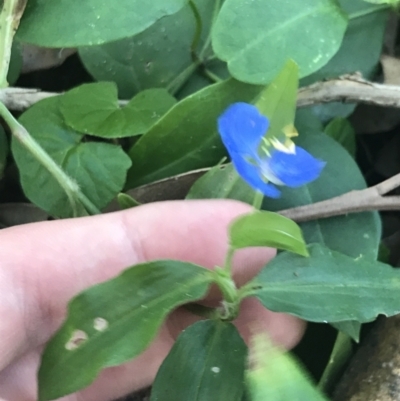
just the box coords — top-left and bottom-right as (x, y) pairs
(0, 200), (305, 401)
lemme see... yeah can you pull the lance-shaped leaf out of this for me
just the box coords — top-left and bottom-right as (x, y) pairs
(255, 59), (299, 143)
(250, 244), (400, 323)
(151, 320), (247, 401)
(126, 79), (263, 188)
(38, 261), (214, 401)
(229, 211), (308, 257)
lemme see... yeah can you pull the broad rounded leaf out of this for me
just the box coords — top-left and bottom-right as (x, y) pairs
(11, 97), (132, 218)
(252, 243), (400, 323)
(229, 211), (308, 257)
(263, 110), (381, 260)
(17, 0), (189, 47)
(302, 1), (388, 121)
(126, 79), (263, 189)
(324, 117), (356, 157)
(60, 83), (176, 138)
(38, 260), (214, 401)
(151, 320), (247, 401)
(78, 0), (216, 98)
(212, 0), (348, 84)
(246, 334), (329, 401)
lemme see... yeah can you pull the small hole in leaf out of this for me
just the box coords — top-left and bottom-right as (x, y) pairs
(65, 330), (88, 350)
(93, 317), (109, 332)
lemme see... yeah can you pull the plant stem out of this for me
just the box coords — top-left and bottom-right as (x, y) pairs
(203, 68), (223, 83)
(0, 102), (101, 216)
(188, 0), (202, 61)
(0, 0), (27, 88)
(223, 246), (235, 275)
(199, 0), (222, 59)
(348, 4), (389, 20)
(166, 60), (201, 95)
(252, 191), (264, 210)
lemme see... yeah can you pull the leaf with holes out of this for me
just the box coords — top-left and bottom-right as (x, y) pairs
(38, 260), (214, 401)
(151, 320), (247, 401)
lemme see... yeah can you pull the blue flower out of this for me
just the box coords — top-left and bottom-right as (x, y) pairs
(217, 102), (325, 198)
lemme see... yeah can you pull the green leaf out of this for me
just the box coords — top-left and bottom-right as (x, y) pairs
(60, 83), (176, 138)
(186, 62), (298, 202)
(0, 126), (7, 179)
(151, 320), (247, 401)
(262, 110), (381, 260)
(324, 117), (356, 157)
(11, 97), (132, 218)
(17, 0), (188, 47)
(246, 333), (329, 401)
(302, 1), (388, 121)
(38, 260), (214, 401)
(78, 0), (216, 98)
(212, 0), (348, 84)
(117, 193), (141, 209)
(255, 59), (299, 143)
(186, 164), (256, 203)
(229, 211), (308, 257)
(252, 243), (400, 323)
(125, 79), (263, 189)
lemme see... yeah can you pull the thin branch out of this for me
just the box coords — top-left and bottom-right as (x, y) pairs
(279, 173), (400, 223)
(5, 74), (400, 111)
(297, 74), (400, 109)
(0, 87), (59, 110)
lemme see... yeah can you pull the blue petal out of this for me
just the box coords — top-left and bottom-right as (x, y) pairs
(266, 146), (326, 187)
(217, 103), (269, 157)
(231, 151), (281, 198)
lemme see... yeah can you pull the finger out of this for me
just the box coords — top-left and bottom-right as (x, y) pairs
(0, 200), (274, 368)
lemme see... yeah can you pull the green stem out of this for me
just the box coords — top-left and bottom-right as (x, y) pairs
(0, 0), (27, 88)
(188, 0), (202, 61)
(0, 102), (101, 216)
(252, 190), (264, 210)
(166, 60), (201, 95)
(348, 4), (389, 20)
(318, 331), (353, 393)
(223, 246), (235, 275)
(203, 68), (223, 83)
(199, 0), (222, 59)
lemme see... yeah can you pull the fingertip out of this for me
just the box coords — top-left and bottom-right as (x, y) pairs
(234, 297), (306, 350)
